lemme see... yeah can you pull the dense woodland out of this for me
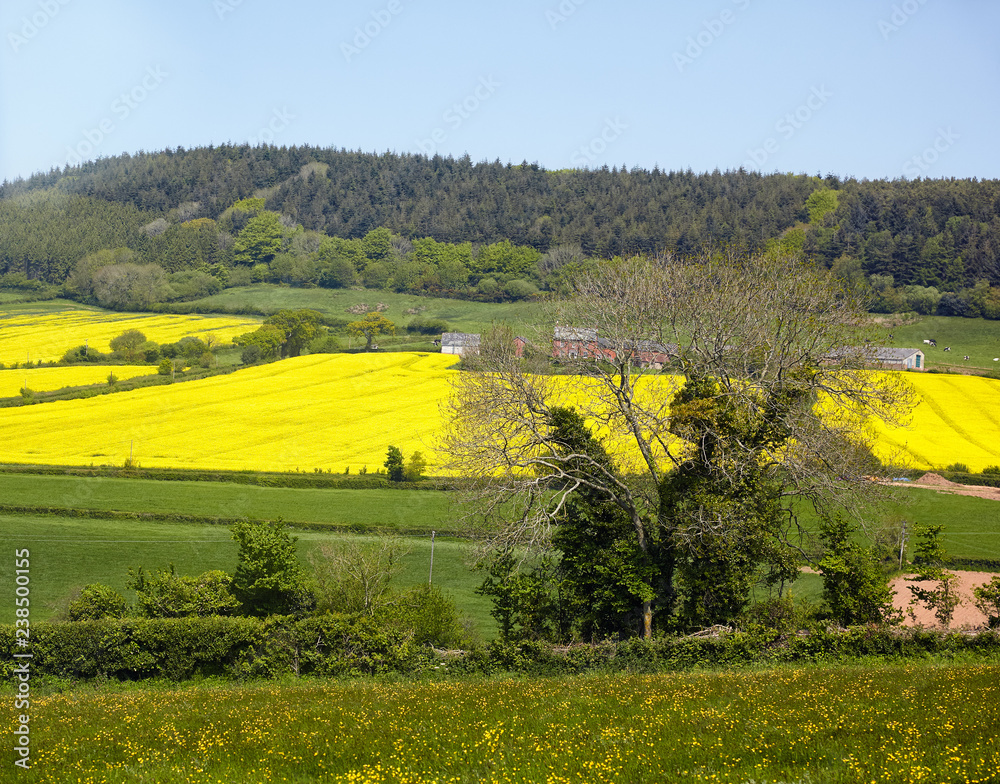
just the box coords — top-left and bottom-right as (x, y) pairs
(2, 144), (1000, 315)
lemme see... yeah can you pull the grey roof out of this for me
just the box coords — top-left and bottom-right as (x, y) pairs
(554, 326), (598, 341)
(441, 332), (481, 347)
(868, 347), (924, 361)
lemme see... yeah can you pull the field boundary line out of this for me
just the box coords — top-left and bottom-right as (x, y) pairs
(0, 504), (471, 537)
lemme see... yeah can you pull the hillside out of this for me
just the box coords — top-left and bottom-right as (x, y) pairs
(2, 146), (999, 310)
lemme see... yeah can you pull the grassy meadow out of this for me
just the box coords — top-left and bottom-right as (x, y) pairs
(4, 663), (999, 783)
(0, 468), (996, 629)
(0, 512), (491, 628)
(0, 473), (458, 531)
(886, 314), (1000, 373)
(181, 283), (548, 336)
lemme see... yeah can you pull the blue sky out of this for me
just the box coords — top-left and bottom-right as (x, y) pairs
(2, 0), (998, 183)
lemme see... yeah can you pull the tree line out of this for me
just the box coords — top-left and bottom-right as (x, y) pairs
(2, 144), (1000, 312)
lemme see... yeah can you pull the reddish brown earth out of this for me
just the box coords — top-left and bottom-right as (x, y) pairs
(884, 472), (998, 628)
(890, 570), (997, 630)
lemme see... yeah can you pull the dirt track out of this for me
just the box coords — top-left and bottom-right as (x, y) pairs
(891, 471), (1000, 501)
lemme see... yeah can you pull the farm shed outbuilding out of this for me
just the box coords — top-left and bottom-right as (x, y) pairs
(440, 332), (481, 356)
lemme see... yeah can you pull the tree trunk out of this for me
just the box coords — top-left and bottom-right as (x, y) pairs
(643, 601), (653, 639)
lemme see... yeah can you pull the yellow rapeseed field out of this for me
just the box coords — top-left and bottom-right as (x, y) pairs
(0, 352), (460, 472)
(0, 308), (261, 363)
(870, 372), (1000, 472)
(0, 350), (994, 473)
(0, 365), (155, 397)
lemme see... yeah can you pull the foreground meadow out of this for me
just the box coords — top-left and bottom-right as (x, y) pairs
(5, 663), (999, 783)
(0, 305), (260, 363)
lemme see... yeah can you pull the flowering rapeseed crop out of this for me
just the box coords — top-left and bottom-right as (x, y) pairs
(0, 365), (155, 397)
(0, 353), (993, 473)
(870, 372), (1000, 471)
(0, 353), (459, 472)
(0, 309), (260, 363)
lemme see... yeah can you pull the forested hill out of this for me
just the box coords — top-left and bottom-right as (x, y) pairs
(2, 144), (1000, 295)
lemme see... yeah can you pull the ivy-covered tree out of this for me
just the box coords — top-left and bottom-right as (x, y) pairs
(443, 253), (912, 637)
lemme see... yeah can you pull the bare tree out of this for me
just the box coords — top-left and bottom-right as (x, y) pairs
(441, 251), (914, 637)
(308, 533), (409, 616)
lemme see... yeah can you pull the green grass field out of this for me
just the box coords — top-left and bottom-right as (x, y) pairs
(0, 473), (458, 531)
(0, 513), (492, 630)
(182, 284), (547, 335)
(4, 662), (999, 783)
(887, 314), (1000, 373)
(0, 471), (996, 632)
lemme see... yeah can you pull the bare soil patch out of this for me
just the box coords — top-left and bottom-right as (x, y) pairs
(890, 569), (997, 629)
(890, 472), (1000, 501)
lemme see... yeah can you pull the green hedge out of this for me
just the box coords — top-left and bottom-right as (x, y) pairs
(0, 615), (426, 681)
(4, 619), (998, 683)
(0, 463), (454, 491)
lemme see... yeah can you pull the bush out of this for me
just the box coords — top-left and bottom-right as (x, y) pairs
(502, 279), (539, 300)
(406, 317), (450, 335)
(68, 584), (129, 621)
(128, 566), (241, 618)
(945, 462), (971, 473)
(240, 344), (263, 365)
(973, 576), (1000, 629)
(62, 345), (109, 363)
(380, 585), (471, 648)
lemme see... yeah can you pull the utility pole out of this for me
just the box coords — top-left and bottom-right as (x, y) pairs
(428, 530), (435, 584)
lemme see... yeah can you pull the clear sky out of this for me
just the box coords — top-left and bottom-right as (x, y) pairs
(2, 0), (998, 184)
